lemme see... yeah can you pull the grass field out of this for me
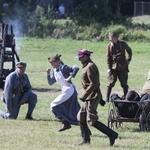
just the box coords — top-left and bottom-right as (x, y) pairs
(0, 38), (150, 150)
(132, 15), (150, 25)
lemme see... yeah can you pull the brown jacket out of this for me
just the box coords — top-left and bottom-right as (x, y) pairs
(107, 40), (132, 70)
(80, 59), (101, 101)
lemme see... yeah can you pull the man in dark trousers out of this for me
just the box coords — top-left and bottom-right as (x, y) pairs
(106, 32), (132, 102)
(76, 49), (118, 146)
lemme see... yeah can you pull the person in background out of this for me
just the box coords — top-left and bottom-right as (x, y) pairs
(0, 62), (37, 120)
(76, 49), (118, 146)
(46, 54), (80, 132)
(106, 32), (132, 102)
(58, 3), (66, 18)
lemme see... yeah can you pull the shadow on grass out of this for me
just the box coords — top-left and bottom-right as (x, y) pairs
(32, 87), (61, 92)
(20, 118), (61, 122)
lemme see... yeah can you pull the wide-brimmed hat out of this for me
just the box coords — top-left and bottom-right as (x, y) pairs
(77, 49), (93, 58)
(16, 62), (27, 68)
(48, 54), (61, 63)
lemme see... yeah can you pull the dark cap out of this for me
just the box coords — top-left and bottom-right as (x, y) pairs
(48, 54), (61, 63)
(16, 62), (27, 68)
(77, 49), (93, 58)
(108, 32), (118, 38)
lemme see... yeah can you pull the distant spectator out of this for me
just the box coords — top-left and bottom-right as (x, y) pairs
(58, 4), (66, 19)
(2, 3), (9, 8)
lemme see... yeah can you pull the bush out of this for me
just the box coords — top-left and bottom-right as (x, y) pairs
(25, 5), (57, 38)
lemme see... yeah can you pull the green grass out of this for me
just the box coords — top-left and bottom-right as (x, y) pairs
(132, 15), (150, 25)
(0, 38), (150, 150)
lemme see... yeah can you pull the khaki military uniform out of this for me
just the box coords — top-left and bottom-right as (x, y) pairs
(107, 40), (132, 88)
(77, 59), (102, 125)
(77, 49), (118, 146)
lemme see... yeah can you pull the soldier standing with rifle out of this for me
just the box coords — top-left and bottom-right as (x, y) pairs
(106, 32), (132, 102)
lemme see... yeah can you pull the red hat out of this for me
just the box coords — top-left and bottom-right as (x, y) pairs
(77, 49), (93, 58)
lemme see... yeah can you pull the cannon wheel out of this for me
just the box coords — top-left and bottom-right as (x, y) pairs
(114, 108), (123, 128)
(146, 112), (150, 131)
(116, 120), (123, 128)
(139, 111), (147, 132)
(108, 109), (115, 129)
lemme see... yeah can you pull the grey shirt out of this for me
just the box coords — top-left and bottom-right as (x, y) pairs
(4, 70), (32, 108)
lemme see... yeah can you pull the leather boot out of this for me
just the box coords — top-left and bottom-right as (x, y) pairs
(25, 114), (33, 120)
(58, 120), (71, 132)
(99, 91), (105, 106)
(93, 121), (118, 146)
(106, 86), (112, 102)
(99, 99), (106, 106)
(123, 86), (128, 98)
(78, 123), (90, 145)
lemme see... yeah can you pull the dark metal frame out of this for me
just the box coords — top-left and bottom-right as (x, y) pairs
(108, 99), (150, 132)
(0, 20), (20, 88)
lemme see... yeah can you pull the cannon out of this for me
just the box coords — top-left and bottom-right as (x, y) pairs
(0, 20), (20, 88)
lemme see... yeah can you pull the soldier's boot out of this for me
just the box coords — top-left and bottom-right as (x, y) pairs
(93, 121), (118, 146)
(58, 120), (71, 132)
(99, 99), (106, 106)
(25, 114), (33, 120)
(123, 86), (128, 99)
(106, 86), (112, 102)
(78, 123), (90, 145)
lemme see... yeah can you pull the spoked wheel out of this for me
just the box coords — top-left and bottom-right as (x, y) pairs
(116, 120), (123, 128)
(115, 109), (123, 128)
(139, 111), (147, 132)
(108, 109), (115, 129)
(146, 112), (150, 131)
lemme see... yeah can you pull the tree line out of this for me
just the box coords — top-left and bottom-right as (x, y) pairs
(0, 0), (150, 39)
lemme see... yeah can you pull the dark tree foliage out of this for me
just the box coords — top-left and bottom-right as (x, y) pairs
(107, 0), (150, 16)
(0, 0), (149, 38)
(74, 0), (112, 25)
(107, 0), (134, 16)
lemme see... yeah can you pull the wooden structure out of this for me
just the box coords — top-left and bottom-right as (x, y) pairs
(0, 20), (20, 88)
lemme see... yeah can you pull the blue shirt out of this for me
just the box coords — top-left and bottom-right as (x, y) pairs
(4, 70), (32, 108)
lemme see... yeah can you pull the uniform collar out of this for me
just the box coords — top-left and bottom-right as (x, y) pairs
(82, 58), (92, 68)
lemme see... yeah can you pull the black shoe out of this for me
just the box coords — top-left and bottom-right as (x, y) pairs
(109, 132), (118, 146)
(25, 116), (34, 120)
(25, 114), (34, 120)
(58, 124), (71, 132)
(78, 140), (90, 145)
(99, 99), (106, 106)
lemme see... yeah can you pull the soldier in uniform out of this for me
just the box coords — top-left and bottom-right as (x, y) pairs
(76, 49), (118, 146)
(0, 62), (37, 120)
(106, 32), (132, 102)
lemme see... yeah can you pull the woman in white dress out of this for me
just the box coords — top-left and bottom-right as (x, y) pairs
(46, 54), (80, 132)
